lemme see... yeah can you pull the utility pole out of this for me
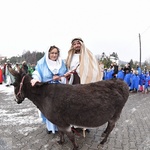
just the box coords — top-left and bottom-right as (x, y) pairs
(139, 33), (141, 67)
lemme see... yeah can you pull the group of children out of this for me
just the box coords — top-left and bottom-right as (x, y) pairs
(103, 63), (150, 94)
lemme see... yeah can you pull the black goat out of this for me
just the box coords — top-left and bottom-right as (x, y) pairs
(9, 67), (129, 150)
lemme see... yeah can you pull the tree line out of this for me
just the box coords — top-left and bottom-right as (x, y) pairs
(99, 52), (150, 71)
(1, 50), (45, 65)
(1, 50), (150, 71)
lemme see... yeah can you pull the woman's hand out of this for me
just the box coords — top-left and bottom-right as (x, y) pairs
(30, 79), (40, 86)
(53, 75), (61, 81)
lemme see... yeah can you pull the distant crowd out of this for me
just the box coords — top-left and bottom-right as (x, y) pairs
(0, 60), (150, 94)
(103, 62), (150, 94)
(0, 60), (35, 86)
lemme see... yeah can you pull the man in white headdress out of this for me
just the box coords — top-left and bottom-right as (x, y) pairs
(65, 38), (102, 136)
(65, 38), (102, 84)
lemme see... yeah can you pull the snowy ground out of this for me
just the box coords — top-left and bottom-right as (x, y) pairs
(0, 83), (41, 127)
(0, 83), (14, 95)
(0, 83), (45, 149)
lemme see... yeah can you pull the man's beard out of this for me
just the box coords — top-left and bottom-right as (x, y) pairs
(74, 48), (80, 54)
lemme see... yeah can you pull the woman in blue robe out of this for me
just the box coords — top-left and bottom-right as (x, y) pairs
(31, 45), (67, 134)
(124, 70), (131, 88)
(117, 68), (124, 80)
(130, 71), (140, 92)
(105, 68), (114, 80)
(143, 73), (150, 93)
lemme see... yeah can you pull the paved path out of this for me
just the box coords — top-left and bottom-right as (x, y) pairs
(0, 85), (150, 150)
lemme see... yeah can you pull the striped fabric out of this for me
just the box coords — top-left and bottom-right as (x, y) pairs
(66, 41), (102, 84)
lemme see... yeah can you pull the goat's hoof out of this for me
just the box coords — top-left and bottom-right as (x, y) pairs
(101, 132), (106, 137)
(100, 141), (104, 145)
(97, 143), (104, 149)
(73, 145), (79, 150)
(46, 129), (52, 134)
(100, 139), (106, 145)
(57, 140), (65, 145)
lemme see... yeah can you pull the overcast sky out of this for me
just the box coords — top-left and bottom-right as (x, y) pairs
(0, 0), (150, 62)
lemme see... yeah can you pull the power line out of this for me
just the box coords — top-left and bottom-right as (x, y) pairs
(141, 25), (150, 35)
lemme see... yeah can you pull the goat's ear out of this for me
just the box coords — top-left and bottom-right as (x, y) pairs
(20, 67), (26, 75)
(8, 67), (19, 77)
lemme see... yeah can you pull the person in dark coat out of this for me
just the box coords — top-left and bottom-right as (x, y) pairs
(112, 62), (118, 78)
(124, 63), (131, 75)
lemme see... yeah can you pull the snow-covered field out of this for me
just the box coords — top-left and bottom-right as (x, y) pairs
(0, 83), (47, 150)
(0, 83), (14, 95)
(0, 83), (41, 133)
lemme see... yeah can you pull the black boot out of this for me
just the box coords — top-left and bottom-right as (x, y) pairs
(46, 129), (52, 134)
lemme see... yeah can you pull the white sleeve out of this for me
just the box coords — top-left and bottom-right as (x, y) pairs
(32, 70), (42, 82)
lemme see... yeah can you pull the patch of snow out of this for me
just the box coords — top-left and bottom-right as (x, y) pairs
(131, 108), (136, 113)
(0, 107), (41, 126)
(0, 84), (14, 95)
(18, 127), (39, 135)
